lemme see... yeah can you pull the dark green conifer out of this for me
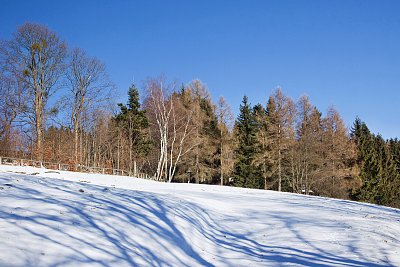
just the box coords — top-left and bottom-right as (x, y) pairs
(233, 96), (262, 188)
(351, 118), (400, 207)
(114, 84), (150, 170)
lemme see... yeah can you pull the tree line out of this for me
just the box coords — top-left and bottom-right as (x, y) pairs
(1, 23), (399, 208)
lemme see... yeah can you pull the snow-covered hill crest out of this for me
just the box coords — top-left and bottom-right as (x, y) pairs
(0, 165), (399, 266)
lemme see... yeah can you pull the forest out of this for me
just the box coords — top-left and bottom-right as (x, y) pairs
(1, 23), (399, 208)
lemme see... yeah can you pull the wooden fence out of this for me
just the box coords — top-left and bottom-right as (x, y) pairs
(0, 156), (155, 180)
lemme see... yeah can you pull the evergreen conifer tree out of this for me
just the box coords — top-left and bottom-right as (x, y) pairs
(114, 84), (149, 174)
(233, 96), (262, 188)
(351, 118), (400, 207)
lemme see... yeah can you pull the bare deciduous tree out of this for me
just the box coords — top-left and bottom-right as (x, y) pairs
(66, 47), (111, 163)
(216, 96), (234, 185)
(145, 78), (196, 182)
(182, 80), (218, 184)
(318, 106), (357, 198)
(272, 88), (295, 191)
(295, 95), (324, 194)
(0, 23), (67, 160)
(0, 73), (25, 153)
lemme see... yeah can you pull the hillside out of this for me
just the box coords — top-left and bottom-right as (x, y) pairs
(0, 164), (399, 267)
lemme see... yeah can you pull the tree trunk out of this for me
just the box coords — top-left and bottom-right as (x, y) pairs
(278, 123), (282, 192)
(74, 123), (79, 163)
(36, 119), (43, 161)
(35, 93), (44, 161)
(220, 127), (224, 186)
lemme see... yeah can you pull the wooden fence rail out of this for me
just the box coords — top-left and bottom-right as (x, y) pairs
(0, 156), (156, 181)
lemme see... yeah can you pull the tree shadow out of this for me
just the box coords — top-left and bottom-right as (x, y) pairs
(0, 173), (398, 266)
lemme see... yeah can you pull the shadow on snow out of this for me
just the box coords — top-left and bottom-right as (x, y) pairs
(0, 173), (397, 266)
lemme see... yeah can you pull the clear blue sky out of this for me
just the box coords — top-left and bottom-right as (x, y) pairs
(1, 0), (399, 138)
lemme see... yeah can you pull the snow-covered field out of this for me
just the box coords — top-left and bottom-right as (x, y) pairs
(0, 165), (399, 267)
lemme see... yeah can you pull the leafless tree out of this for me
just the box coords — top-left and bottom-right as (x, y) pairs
(66, 47), (112, 163)
(145, 77), (196, 182)
(0, 73), (25, 154)
(216, 96), (234, 185)
(181, 80), (218, 184)
(317, 106), (357, 198)
(272, 88), (296, 191)
(295, 95), (324, 194)
(0, 23), (67, 160)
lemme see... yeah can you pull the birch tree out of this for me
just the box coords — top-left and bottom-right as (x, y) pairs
(145, 78), (196, 182)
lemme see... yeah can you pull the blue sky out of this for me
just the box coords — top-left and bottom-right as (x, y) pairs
(1, 0), (400, 138)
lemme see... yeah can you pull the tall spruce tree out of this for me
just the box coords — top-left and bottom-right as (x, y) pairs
(351, 119), (378, 203)
(114, 84), (149, 174)
(233, 96), (262, 188)
(388, 138), (400, 173)
(351, 118), (400, 207)
(388, 139), (400, 207)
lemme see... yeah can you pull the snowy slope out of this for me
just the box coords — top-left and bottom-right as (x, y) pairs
(0, 165), (399, 267)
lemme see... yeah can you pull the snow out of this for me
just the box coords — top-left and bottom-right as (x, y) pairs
(0, 164), (399, 267)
